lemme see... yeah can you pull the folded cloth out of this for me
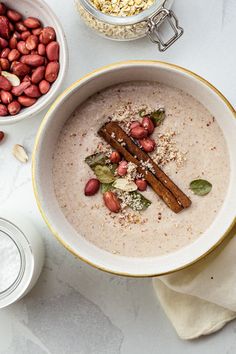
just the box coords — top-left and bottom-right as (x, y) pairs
(153, 224), (236, 340)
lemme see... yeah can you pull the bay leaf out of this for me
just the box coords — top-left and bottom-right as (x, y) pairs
(189, 179), (212, 196)
(94, 165), (116, 184)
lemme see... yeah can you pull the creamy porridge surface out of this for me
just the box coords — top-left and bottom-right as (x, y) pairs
(53, 81), (230, 257)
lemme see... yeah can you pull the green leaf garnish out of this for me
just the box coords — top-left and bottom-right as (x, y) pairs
(85, 153), (106, 169)
(101, 183), (114, 193)
(94, 165), (116, 184)
(189, 179), (212, 196)
(128, 191), (151, 211)
(150, 108), (165, 127)
(139, 109), (146, 117)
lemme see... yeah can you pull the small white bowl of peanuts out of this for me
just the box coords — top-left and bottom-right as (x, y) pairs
(0, 0), (68, 125)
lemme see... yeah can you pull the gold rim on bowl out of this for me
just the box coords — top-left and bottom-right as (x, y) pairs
(32, 60), (236, 277)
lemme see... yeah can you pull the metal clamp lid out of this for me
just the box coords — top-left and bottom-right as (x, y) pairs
(147, 6), (183, 52)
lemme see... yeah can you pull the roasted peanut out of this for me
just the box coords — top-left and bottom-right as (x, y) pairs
(139, 138), (156, 152)
(0, 103), (8, 116)
(38, 43), (45, 56)
(32, 27), (42, 36)
(20, 54), (44, 66)
(142, 116), (155, 135)
(39, 80), (50, 94)
(17, 41), (30, 55)
(1, 47), (10, 58)
(0, 3), (6, 15)
(12, 62), (30, 77)
(9, 36), (17, 49)
(0, 37), (8, 48)
(13, 31), (21, 40)
(26, 35), (38, 50)
(130, 121), (141, 130)
(9, 22), (14, 32)
(117, 160), (128, 176)
(7, 9), (22, 22)
(0, 58), (10, 70)
(110, 151), (121, 163)
(0, 75), (11, 91)
(23, 17), (41, 29)
(31, 66), (45, 84)
(0, 16), (10, 39)
(15, 21), (27, 32)
(130, 126), (148, 139)
(46, 41), (59, 61)
(18, 95), (36, 107)
(40, 26), (56, 44)
(24, 84), (41, 98)
(21, 30), (31, 41)
(103, 191), (121, 213)
(135, 179), (147, 191)
(45, 61), (59, 82)
(8, 100), (21, 115)
(84, 178), (100, 196)
(11, 80), (30, 96)
(8, 49), (20, 61)
(1, 90), (13, 104)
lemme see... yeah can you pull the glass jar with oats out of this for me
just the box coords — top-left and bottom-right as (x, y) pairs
(75, 0), (183, 51)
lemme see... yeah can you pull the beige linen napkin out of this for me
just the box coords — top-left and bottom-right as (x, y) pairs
(153, 225), (236, 340)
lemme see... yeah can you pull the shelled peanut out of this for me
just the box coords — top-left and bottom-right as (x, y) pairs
(0, 2), (60, 116)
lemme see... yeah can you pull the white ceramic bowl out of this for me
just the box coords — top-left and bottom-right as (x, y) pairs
(0, 0), (68, 125)
(32, 61), (236, 277)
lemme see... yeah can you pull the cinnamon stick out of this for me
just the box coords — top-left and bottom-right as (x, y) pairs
(99, 127), (183, 213)
(103, 122), (191, 209)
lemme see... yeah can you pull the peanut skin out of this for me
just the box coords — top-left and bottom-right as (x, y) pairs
(11, 81), (30, 96)
(0, 58), (10, 70)
(8, 49), (20, 62)
(0, 37), (8, 48)
(23, 17), (41, 29)
(46, 41), (59, 61)
(8, 101), (21, 115)
(12, 62), (31, 77)
(1, 90), (13, 104)
(21, 30), (31, 41)
(26, 35), (38, 51)
(38, 43), (46, 56)
(39, 80), (50, 94)
(31, 66), (45, 84)
(15, 21), (27, 32)
(0, 103), (8, 116)
(32, 27), (42, 36)
(7, 10), (22, 22)
(17, 41), (30, 55)
(40, 27), (56, 45)
(0, 75), (12, 91)
(45, 61), (59, 82)
(9, 36), (17, 49)
(1, 48), (10, 58)
(18, 95), (36, 107)
(0, 3), (6, 16)
(24, 84), (41, 98)
(20, 54), (45, 66)
(0, 16), (10, 39)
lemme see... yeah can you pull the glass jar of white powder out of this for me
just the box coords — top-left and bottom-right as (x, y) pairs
(75, 0), (183, 51)
(0, 210), (44, 309)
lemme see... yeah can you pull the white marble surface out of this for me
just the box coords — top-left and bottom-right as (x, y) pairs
(0, 0), (236, 353)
